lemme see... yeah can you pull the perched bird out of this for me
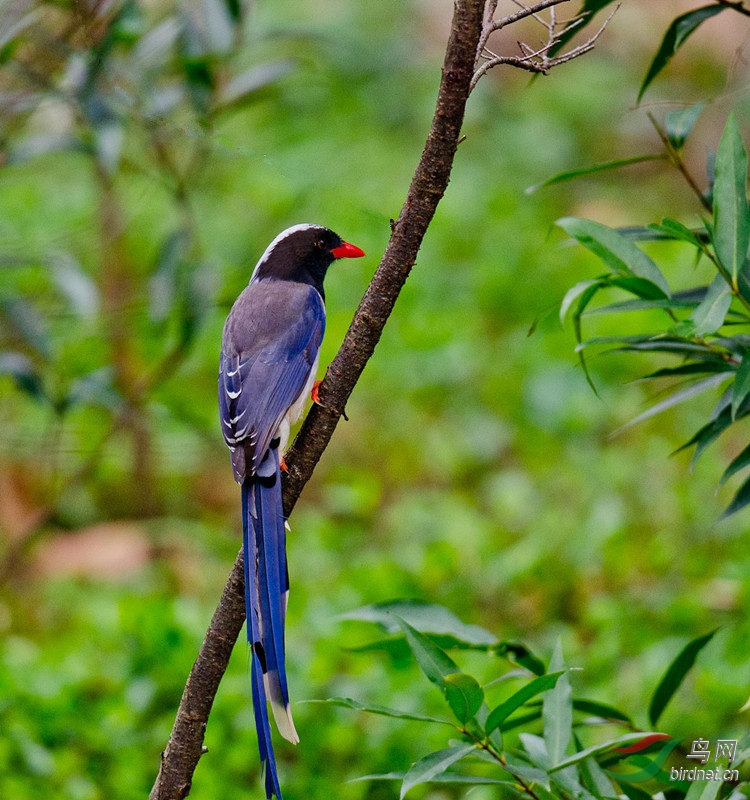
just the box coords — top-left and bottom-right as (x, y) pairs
(218, 224), (365, 799)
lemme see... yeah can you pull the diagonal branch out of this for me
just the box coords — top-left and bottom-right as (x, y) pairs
(148, 1), (486, 798)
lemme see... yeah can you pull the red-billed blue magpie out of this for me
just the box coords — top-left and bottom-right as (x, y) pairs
(219, 224), (365, 799)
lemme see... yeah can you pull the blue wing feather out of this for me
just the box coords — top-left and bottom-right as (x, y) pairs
(219, 281), (325, 481)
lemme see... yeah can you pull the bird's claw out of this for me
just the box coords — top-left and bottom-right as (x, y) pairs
(311, 379), (348, 421)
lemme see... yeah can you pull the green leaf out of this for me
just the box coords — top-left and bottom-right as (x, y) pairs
(608, 275), (671, 300)
(719, 441), (750, 488)
(495, 641), (546, 676)
(351, 772), (513, 787)
(721, 471), (750, 519)
(618, 783), (654, 800)
(502, 756), (551, 789)
(543, 639), (572, 766)
(339, 600), (497, 646)
(560, 280), (601, 325)
(444, 673), (484, 724)
(527, 155), (663, 194)
(215, 60), (294, 110)
(665, 103), (706, 150)
(499, 708), (542, 732)
(587, 297), (699, 316)
(47, 251), (100, 318)
(550, 732), (668, 773)
(690, 274), (732, 336)
(0, 352), (46, 402)
(649, 629), (718, 726)
(649, 217), (708, 248)
(485, 672), (566, 735)
(684, 778), (723, 800)
(713, 113), (750, 284)
(612, 373), (730, 436)
(392, 615), (460, 690)
(638, 361), (732, 381)
(579, 754), (618, 799)
(674, 405), (735, 467)
(731, 351), (750, 419)
(399, 744), (476, 800)
(1, 297), (51, 359)
(312, 697), (453, 726)
(638, 5), (727, 101)
(557, 217), (671, 297)
(572, 698), (632, 724)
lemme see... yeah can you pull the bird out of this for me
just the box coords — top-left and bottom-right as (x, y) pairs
(218, 224), (365, 799)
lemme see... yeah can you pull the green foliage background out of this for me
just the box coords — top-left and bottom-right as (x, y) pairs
(0, 0), (748, 798)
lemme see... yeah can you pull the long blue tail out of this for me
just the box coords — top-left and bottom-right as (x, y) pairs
(242, 447), (298, 800)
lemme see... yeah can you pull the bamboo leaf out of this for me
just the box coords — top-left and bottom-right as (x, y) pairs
(527, 155), (663, 194)
(690, 274), (732, 336)
(400, 744), (476, 800)
(549, 732), (668, 773)
(638, 6), (726, 101)
(351, 772), (512, 787)
(612, 373), (730, 435)
(721, 471), (750, 519)
(560, 280), (601, 325)
(665, 103), (706, 150)
(648, 217), (708, 248)
(557, 217), (671, 297)
(572, 698), (632, 724)
(313, 697), (453, 726)
(444, 673), (484, 724)
(649, 630), (718, 726)
(495, 641), (546, 676)
(392, 615), (460, 690)
(718, 441), (750, 488)
(713, 113), (750, 284)
(638, 362), (731, 381)
(732, 351), (750, 419)
(339, 600), (496, 645)
(684, 778), (723, 800)
(543, 639), (572, 766)
(485, 672), (566, 735)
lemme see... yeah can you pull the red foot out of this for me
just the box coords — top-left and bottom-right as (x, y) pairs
(280, 454), (289, 472)
(311, 380), (322, 405)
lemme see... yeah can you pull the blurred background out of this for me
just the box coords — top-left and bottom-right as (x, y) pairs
(0, 0), (749, 797)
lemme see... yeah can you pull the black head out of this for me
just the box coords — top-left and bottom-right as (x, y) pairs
(251, 224), (365, 296)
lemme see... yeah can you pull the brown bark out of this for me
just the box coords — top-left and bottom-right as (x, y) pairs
(149, 2), (486, 797)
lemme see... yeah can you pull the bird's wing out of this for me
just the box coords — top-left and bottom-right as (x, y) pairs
(219, 281), (325, 480)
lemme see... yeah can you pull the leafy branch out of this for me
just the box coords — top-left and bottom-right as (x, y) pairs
(327, 601), (738, 800)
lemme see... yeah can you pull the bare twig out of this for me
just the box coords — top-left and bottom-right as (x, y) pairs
(716, 0), (750, 19)
(472, 0), (617, 91)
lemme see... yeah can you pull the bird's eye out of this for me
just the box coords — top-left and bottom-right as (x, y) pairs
(316, 238), (327, 250)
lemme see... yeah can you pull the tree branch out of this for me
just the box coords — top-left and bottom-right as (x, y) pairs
(148, 1), (486, 797)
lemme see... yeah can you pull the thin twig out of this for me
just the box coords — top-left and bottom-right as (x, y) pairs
(471, 1), (616, 90)
(715, 0), (750, 19)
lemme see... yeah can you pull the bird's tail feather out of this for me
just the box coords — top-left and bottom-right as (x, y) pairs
(242, 451), (298, 800)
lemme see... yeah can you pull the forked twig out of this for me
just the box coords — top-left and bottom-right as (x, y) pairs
(472, 0), (618, 90)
